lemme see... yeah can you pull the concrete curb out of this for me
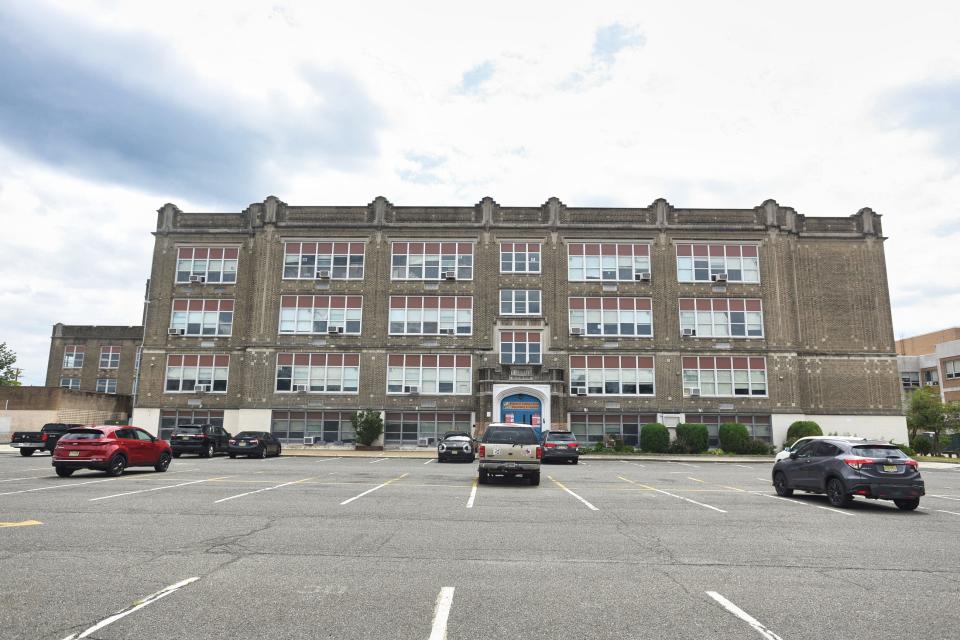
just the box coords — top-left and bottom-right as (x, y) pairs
(274, 448), (778, 463)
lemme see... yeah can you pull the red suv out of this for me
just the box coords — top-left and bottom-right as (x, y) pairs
(52, 426), (172, 477)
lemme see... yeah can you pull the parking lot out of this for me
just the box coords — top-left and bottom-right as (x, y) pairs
(1, 452), (959, 640)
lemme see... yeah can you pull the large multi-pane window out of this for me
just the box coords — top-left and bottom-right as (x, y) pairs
(164, 354), (229, 393)
(946, 360), (960, 380)
(682, 356), (767, 397)
(279, 295), (362, 335)
(570, 356), (655, 396)
(275, 353), (360, 393)
(500, 290), (541, 316)
(170, 299), (234, 336)
(62, 346), (84, 369)
(271, 410), (356, 443)
(176, 247), (239, 284)
(695, 414), (773, 445)
(60, 377), (80, 390)
(500, 332), (542, 365)
(679, 298), (763, 338)
(500, 242), (541, 273)
(567, 243), (651, 282)
(391, 242), (474, 280)
(384, 411), (473, 445)
(676, 243), (759, 283)
(99, 346), (120, 369)
(159, 409), (224, 440)
(568, 297), (653, 337)
(389, 296), (473, 335)
(96, 379), (117, 394)
(387, 354), (472, 394)
(570, 413), (657, 445)
(923, 369), (940, 386)
(900, 371), (920, 390)
(282, 241), (365, 280)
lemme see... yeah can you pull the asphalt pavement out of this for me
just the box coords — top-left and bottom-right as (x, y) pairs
(1, 452), (958, 639)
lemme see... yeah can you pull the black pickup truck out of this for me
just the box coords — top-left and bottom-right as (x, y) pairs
(10, 423), (84, 456)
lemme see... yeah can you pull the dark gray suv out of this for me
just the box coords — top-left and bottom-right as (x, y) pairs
(772, 439), (924, 510)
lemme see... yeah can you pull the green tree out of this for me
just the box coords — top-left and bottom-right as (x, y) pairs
(906, 387), (944, 453)
(351, 410), (384, 446)
(0, 342), (21, 386)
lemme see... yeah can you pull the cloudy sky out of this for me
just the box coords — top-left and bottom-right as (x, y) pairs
(1, 0), (957, 385)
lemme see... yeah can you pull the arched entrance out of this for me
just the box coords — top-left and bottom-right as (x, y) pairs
(500, 393), (543, 437)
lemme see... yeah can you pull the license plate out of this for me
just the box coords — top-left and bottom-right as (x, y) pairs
(451, 451), (458, 455)
(558, 445), (567, 449)
(883, 465), (898, 472)
(69, 451), (80, 457)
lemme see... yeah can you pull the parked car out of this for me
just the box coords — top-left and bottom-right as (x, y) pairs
(775, 435), (868, 462)
(170, 424), (232, 458)
(11, 423), (84, 456)
(478, 423), (541, 485)
(541, 430), (579, 464)
(772, 438), (924, 510)
(52, 426), (172, 477)
(227, 431), (282, 458)
(437, 433), (475, 462)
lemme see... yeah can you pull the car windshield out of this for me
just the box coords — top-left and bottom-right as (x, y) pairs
(235, 432), (262, 438)
(42, 424), (70, 432)
(483, 427), (539, 445)
(852, 446), (906, 458)
(175, 426), (203, 434)
(61, 430), (105, 440)
(547, 433), (576, 441)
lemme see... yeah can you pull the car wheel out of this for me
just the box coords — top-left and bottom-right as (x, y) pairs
(274, 446), (282, 457)
(572, 457), (579, 465)
(154, 452), (171, 472)
(529, 472), (541, 486)
(19, 448), (34, 457)
(826, 478), (852, 507)
(203, 444), (214, 458)
(55, 466), (74, 477)
(478, 470), (488, 484)
(105, 454), (127, 477)
(894, 498), (920, 511)
(228, 454), (236, 459)
(773, 472), (793, 497)
(172, 452), (181, 458)
(259, 448), (267, 459)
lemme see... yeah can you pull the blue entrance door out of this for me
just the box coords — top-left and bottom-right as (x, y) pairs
(500, 394), (543, 438)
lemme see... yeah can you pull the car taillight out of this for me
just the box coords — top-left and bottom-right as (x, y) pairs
(479, 445), (485, 457)
(906, 459), (919, 471)
(228, 439), (236, 445)
(536, 446), (542, 459)
(41, 433), (48, 441)
(544, 443), (557, 448)
(568, 442), (578, 448)
(843, 457), (875, 470)
(249, 439), (259, 444)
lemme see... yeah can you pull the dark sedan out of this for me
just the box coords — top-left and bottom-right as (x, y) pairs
(437, 434), (475, 462)
(772, 438), (924, 510)
(541, 430), (580, 464)
(227, 431), (282, 459)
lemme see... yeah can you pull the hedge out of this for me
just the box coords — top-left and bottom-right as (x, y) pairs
(640, 423), (670, 453)
(674, 423), (709, 453)
(718, 423), (751, 453)
(786, 420), (822, 446)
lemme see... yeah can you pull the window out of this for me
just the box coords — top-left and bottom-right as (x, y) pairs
(282, 241), (365, 280)
(569, 297), (653, 337)
(676, 243), (759, 283)
(271, 410), (357, 443)
(500, 242), (541, 273)
(60, 377), (80, 390)
(695, 414), (772, 445)
(384, 411), (472, 445)
(164, 354), (229, 393)
(946, 360), (960, 380)
(570, 413), (657, 445)
(275, 353), (360, 393)
(95, 379), (117, 394)
(923, 369), (940, 386)
(389, 296), (473, 335)
(176, 247), (239, 284)
(391, 241), (473, 280)
(62, 346), (84, 369)
(682, 356), (767, 397)
(387, 354), (472, 394)
(500, 332), (542, 365)
(170, 299), (234, 336)
(900, 371), (920, 389)
(678, 298), (763, 338)
(159, 409), (223, 440)
(569, 355), (655, 396)
(99, 346), (120, 369)
(500, 290), (541, 316)
(279, 295), (362, 335)
(567, 243), (651, 282)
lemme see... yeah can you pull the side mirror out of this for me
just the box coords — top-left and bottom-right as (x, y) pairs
(789, 451), (799, 460)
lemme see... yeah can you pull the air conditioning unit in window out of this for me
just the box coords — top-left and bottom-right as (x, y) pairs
(417, 437), (429, 447)
(303, 436), (315, 445)
(681, 328), (696, 337)
(439, 328), (455, 336)
(573, 387), (587, 396)
(688, 388), (701, 398)
(636, 272), (652, 281)
(168, 328), (186, 336)
(404, 386), (419, 395)
(189, 275), (205, 283)
(570, 327), (583, 336)
(711, 273), (729, 282)
(327, 326), (344, 335)
(195, 384), (211, 394)
(443, 271), (456, 280)
(317, 270), (330, 279)
(293, 384), (308, 393)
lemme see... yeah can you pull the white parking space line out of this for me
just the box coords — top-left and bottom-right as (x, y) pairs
(734, 464), (752, 469)
(548, 476), (599, 511)
(671, 462), (700, 468)
(929, 494), (960, 502)
(0, 475), (49, 483)
(61, 577), (199, 640)
(634, 481), (726, 513)
(428, 587), (455, 640)
(706, 591), (783, 640)
(340, 473), (409, 505)
(935, 509), (960, 517)
(0, 477), (118, 496)
(622, 461), (646, 467)
(755, 477), (770, 483)
(687, 477), (705, 483)
(424, 459), (434, 464)
(89, 477), (231, 502)
(214, 477), (315, 504)
(751, 491), (854, 516)
(466, 478), (478, 508)
(369, 458), (388, 464)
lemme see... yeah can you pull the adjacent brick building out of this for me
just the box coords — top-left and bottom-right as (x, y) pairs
(131, 196), (908, 446)
(45, 323), (143, 396)
(897, 327), (960, 403)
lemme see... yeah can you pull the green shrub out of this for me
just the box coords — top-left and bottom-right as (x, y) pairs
(593, 441), (605, 453)
(640, 423), (669, 453)
(675, 423), (709, 453)
(910, 436), (932, 455)
(747, 438), (774, 455)
(718, 423), (751, 453)
(351, 410), (384, 446)
(786, 420), (822, 446)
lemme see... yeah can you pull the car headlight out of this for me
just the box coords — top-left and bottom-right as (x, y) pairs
(463, 444), (471, 452)
(438, 444), (446, 451)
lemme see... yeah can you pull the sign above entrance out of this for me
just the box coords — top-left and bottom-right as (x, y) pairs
(502, 401), (540, 410)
